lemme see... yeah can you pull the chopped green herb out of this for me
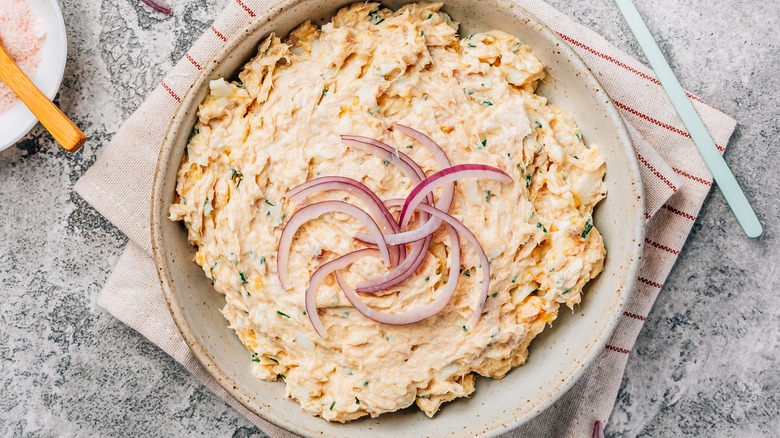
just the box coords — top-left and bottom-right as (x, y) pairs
(355, 398), (360, 404)
(464, 88), (474, 95)
(485, 190), (491, 202)
(329, 401), (336, 410)
(204, 198), (213, 216)
(368, 9), (384, 25)
(383, 159), (390, 166)
(251, 353), (260, 363)
(265, 199), (275, 207)
(468, 42), (476, 48)
(406, 145), (413, 149)
(182, 197), (187, 205)
(462, 325), (468, 331)
(481, 138), (488, 147)
(573, 155), (579, 159)
(386, 336), (391, 342)
(302, 310), (307, 315)
(276, 310), (290, 319)
(525, 174), (532, 188)
(537, 222), (547, 233)
(576, 133), (582, 141)
(511, 275), (517, 283)
(363, 381), (369, 387)
(423, 276), (430, 281)
(322, 87), (329, 97)
(481, 100), (493, 107)
(512, 41), (521, 51)
(530, 288), (539, 295)
(581, 218), (593, 238)
(239, 271), (248, 284)
(269, 357), (279, 364)
(341, 311), (350, 318)
(466, 34), (473, 40)
(245, 291), (251, 297)
(417, 394), (430, 399)
(535, 121), (543, 129)
(427, 13), (433, 19)
(234, 81), (245, 89)
(506, 152), (512, 158)
(420, 30), (425, 36)
(230, 168), (244, 188)
(562, 288), (571, 295)
(259, 256), (266, 264)
(278, 374), (286, 379)
(463, 270), (471, 277)
(491, 292), (498, 298)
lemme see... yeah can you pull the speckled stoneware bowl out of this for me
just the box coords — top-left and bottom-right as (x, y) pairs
(151, 1), (645, 436)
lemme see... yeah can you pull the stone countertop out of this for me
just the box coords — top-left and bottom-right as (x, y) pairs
(1, 0), (778, 436)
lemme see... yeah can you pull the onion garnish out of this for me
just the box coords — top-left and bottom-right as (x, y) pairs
(399, 164), (512, 232)
(140, 0), (171, 14)
(593, 421), (605, 438)
(305, 249), (375, 338)
(276, 127), (515, 334)
(400, 200), (493, 329)
(335, 223), (460, 325)
(286, 176), (403, 266)
(277, 201), (391, 290)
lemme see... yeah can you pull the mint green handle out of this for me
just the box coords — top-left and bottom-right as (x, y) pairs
(615, 0), (762, 238)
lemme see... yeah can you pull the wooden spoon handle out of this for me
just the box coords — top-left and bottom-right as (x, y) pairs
(0, 43), (86, 152)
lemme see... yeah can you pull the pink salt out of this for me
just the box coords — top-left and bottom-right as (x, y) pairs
(0, 0), (46, 115)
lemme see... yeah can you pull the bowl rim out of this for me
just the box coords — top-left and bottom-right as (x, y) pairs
(152, 1), (645, 435)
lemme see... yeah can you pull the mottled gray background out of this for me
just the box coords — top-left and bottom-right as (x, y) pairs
(0, 0), (778, 436)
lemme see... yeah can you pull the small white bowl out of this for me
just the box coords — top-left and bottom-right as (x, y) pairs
(0, 0), (68, 152)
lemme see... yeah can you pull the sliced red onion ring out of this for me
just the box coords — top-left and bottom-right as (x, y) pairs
(342, 134), (438, 288)
(356, 235), (431, 293)
(358, 164), (513, 246)
(286, 176), (402, 266)
(400, 164), (513, 232)
(411, 202), (492, 329)
(355, 123), (456, 246)
(140, 0), (171, 14)
(276, 201), (391, 290)
(336, 223), (460, 325)
(305, 249), (375, 338)
(354, 198), (431, 293)
(341, 135), (427, 182)
(592, 421), (605, 438)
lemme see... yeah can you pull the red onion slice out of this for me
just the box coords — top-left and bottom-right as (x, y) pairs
(412, 202), (492, 328)
(341, 135), (427, 182)
(400, 164), (513, 231)
(393, 123), (455, 212)
(356, 236), (431, 293)
(305, 249), (375, 338)
(276, 201), (391, 290)
(286, 176), (402, 266)
(140, 0), (171, 14)
(336, 223), (460, 325)
(592, 421), (605, 438)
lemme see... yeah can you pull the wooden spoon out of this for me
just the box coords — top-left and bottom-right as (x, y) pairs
(0, 41), (86, 152)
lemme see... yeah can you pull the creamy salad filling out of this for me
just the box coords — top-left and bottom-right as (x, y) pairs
(169, 2), (606, 422)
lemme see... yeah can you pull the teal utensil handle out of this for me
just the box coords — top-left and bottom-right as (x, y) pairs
(615, 0), (762, 238)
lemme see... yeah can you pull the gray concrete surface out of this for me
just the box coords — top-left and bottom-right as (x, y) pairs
(1, 0), (778, 436)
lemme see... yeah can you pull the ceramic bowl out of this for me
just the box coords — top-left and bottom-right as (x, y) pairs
(152, 1), (645, 436)
(0, 0), (68, 152)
